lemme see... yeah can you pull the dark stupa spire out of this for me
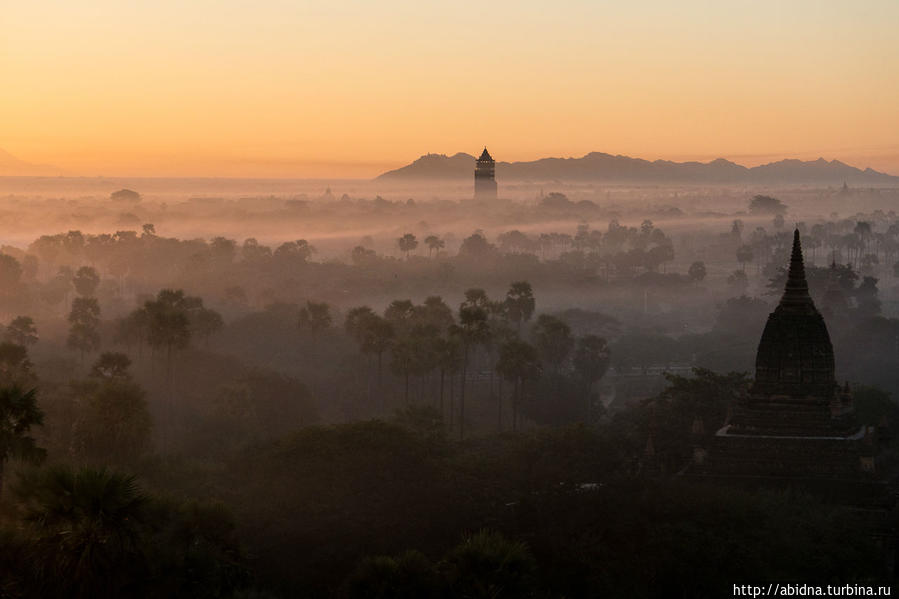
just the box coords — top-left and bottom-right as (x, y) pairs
(753, 228), (836, 397)
(777, 229), (816, 314)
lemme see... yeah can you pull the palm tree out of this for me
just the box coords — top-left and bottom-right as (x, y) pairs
(687, 261), (707, 284)
(4, 316), (38, 346)
(397, 233), (418, 259)
(298, 300), (333, 347)
(14, 466), (148, 598)
(67, 297), (101, 363)
(384, 299), (416, 333)
(451, 304), (490, 439)
(532, 314), (573, 374)
(736, 245), (754, 272)
(424, 234), (444, 258)
(496, 339), (541, 431)
(72, 265), (100, 297)
(504, 281), (535, 333)
(390, 334), (418, 403)
(416, 296), (454, 330)
(445, 530), (536, 598)
(572, 335), (611, 422)
(142, 289), (193, 444)
(346, 308), (395, 410)
(0, 385), (45, 496)
(434, 335), (462, 422)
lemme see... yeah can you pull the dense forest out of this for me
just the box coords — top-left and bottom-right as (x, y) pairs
(0, 187), (897, 597)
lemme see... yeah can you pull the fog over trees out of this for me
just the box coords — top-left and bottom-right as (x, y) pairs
(0, 178), (897, 596)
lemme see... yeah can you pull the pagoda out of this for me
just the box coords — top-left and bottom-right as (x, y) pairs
(695, 230), (877, 482)
(474, 147), (497, 200)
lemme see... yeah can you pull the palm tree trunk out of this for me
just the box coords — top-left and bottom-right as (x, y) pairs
(460, 347), (468, 440)
(449, 372), (455, 428)
(378, 351), (384, 411)
(165, 344), (174, 451)
(585, 380), (592, 423)
(367, 354), (373, 406)
(497, 379), (503, 432)
(404, 372), (410, 403)
(439, 369), (445, 417)
(513, 377), (520, 432)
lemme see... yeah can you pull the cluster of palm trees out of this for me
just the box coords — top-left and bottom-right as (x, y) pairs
(396, 232), (446, 259)
(732, 218), (899, 277)
(2, 464), (247, 598)
(343, 281), (611, 438)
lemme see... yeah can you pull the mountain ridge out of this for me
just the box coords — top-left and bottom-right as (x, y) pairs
(0, 148), (66, 176)
(376, 151), (899, 184)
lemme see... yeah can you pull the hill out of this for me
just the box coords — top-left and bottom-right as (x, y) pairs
(0, 148), (65, 176)
(376, 151), (898, 185)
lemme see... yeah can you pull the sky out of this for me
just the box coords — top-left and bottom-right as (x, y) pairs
(2, 0), (898, 178)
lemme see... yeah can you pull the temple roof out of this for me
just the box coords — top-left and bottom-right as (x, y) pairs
(753, 229), (836, 398)
(478, 147), (493, 162)
(776, 229), (816, 314)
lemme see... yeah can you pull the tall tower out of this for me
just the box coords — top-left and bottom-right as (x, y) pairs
(694, 230), (875, 483)
(474, 147), (497, 200)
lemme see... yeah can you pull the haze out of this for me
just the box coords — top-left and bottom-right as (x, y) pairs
(3, 0), (899, 177)
(2, 2), (899, 597)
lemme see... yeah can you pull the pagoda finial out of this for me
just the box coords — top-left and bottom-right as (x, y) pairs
(778, 228), (816, 312)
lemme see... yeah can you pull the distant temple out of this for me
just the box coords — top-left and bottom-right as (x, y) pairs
(695, 230), (879, 485)
(474, 147), (497, 200)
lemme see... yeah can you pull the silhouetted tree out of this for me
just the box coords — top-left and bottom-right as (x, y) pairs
(416, 296), (454, 330)
(445, 530), (536, 599)
(114, 308), (150, 356)
(397, 233), (418, 259)
(298, 300), (333, 346)
(385, 299), (416, 334)
(346, 307), (395, 409)
(4, 316), (38, 346)
(749, 195), (787, 215)
(434, 335), (463, 421)
(505, 281), (536, 333)
(0, 386), (44, 496)
(0, 254), (22, 289)
(72, 265), (100, 297)
(451, 303), (490, 439)
(458, 232), (495, 258)
(192, 306), (224, 346)
(67, 297), (101, 362)
(142, 290), (194, 438)
(14, 467), (148, 597)
(344, 550), (441, 599)
(532, 314), (574, 373)
(496, 339), (541, 431)
(687, 261), (707, 284)
(72, 374), (152, 465)
(736, 245), (754, 271)
(0, 342), (36, 387)
(110, 188), (141, 202)
(572, 335), (611, 421)
(390, 334), (418, 403)
(424, 235), (444, 258)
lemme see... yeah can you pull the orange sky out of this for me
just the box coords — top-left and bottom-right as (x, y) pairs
(2, 0), (898, 178)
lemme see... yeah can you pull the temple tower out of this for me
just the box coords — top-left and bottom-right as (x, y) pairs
(474, 147), (497, 200)
(696, 230), (874, 482)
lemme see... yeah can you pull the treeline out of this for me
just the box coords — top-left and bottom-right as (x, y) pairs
(1, 380), (891, 597)
(338, 282), (610, 436)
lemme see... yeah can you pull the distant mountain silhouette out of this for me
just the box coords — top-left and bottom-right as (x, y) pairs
(0, 148), (65, 176)
(376, 152), (898, 184)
